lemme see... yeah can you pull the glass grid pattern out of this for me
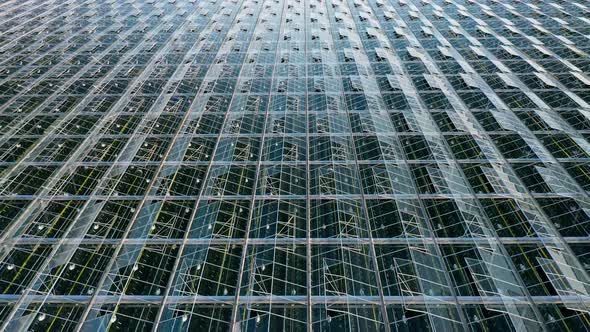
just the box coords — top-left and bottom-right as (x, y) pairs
(0, 0), (589, 330)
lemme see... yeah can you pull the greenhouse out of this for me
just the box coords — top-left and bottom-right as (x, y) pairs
(0, 0), (589, 330)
